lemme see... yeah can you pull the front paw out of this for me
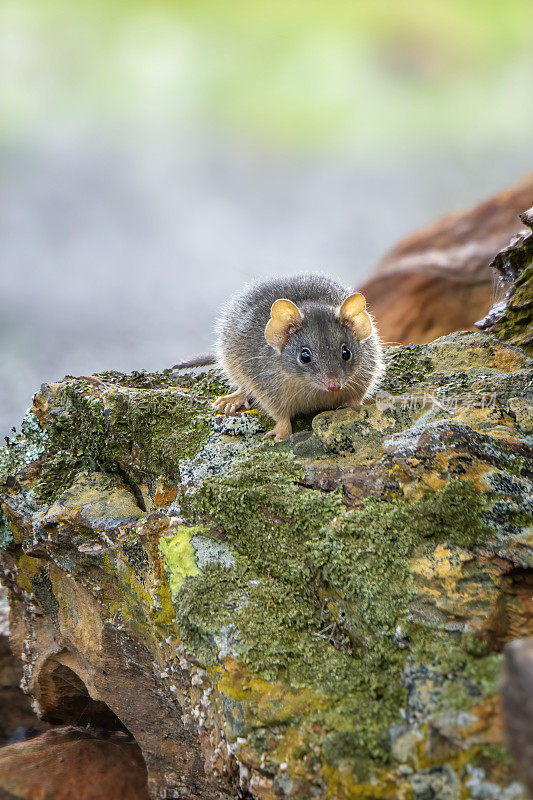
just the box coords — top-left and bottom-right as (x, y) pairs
(212, 390), (250, 415)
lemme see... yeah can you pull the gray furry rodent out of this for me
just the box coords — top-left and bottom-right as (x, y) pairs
(175, 274), (384, 440)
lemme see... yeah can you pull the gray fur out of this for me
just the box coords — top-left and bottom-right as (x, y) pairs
(215, 274), (384, 424)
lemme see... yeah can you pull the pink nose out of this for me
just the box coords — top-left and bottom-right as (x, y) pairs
(325, 379), (341, 392)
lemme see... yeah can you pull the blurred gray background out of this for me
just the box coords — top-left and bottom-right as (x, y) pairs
(1, 1), (532, 439)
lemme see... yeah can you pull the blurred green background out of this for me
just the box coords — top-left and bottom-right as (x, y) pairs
(1, 0), (532, 435)
(3, 0), (533, 152)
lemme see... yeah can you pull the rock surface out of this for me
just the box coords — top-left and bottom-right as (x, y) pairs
(477, 206), (533, 355)
(1, 227), (533, 798)
(361, 174), (533, 345)
(0, 327), (531, 800)
(0, 584), (50, 747)
(502, 638), (533, 796)
(0, 726), (149, 800)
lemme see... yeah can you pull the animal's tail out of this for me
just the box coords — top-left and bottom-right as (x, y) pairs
(172, 354), (217, 370)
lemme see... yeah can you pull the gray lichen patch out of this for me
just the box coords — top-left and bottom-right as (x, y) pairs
(410, 764), (460, 800)
(212, 623), (241, 660)
(0, 411), (49, 485)
(466, 764), (524, 800)
(179, 414), (264, 486)
(210, 413), (263, 437)
(0, 509), (12, 549)
(190, 535), (235, 571)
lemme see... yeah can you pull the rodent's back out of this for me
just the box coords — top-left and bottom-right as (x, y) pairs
(217, 274), (348, 348)
(238, 274), (349, 314)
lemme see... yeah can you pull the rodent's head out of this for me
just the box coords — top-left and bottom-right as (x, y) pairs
(265, 293), (375, 392)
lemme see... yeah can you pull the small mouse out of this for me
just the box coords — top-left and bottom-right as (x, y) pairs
(174, 274), (384, 439)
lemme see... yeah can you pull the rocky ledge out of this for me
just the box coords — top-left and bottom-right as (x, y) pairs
(477, 206), (533, 355)
(0, 326), (531, 800)
(1, 223), (533, 799)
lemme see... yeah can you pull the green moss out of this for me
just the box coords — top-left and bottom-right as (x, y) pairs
(477, 743), (515, 767)
(463, 651), (501, 691)
(504, 508), (533, 527)
(315, 479), (490, 637)
(189, 451), (344, 586)
(405, 625), (501, 717)
(31, 453), (86, 505)
(99, 368), (182, 389)
(316, 503), (415, 636)
(99, 366), (231, 398)
(382, 345), (433, 393)
(175, 561), (247, 664)
(105, 390), (210, 482)
(407, 478), (491, 548)
(46, 381), (211, 483)
(434, 653), (502, 713)
(174, 452), (494, 769)
(46, 385), (110, 465)
(177, 452), (409, 760)
(177, 559), (407, 762)
(173, 368), (231, 398)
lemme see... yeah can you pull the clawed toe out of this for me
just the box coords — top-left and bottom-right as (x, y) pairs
(262, 430), (291, 441)
(212, 390), (251, 416)
(263, 420), (292, 440)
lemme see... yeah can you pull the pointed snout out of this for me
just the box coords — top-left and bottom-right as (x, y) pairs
(324, 378), (342, 392)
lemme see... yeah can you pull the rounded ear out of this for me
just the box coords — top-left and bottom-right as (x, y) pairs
(265, 299), (303, 351)
(339, 292), (373, 341)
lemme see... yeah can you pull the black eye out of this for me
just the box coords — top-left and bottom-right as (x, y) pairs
(299, 348), (312, 364)
(341, 345), (351, 361)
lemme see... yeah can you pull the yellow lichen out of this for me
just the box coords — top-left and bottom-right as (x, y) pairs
(158, 525), (201, 597)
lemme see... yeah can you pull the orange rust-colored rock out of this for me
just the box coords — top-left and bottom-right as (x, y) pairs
(361, 174), (533, 344)
(0, 726), (149, 800)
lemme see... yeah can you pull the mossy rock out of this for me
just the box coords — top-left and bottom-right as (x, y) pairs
(0, 331), (532, 800)
(477, 206), (533, 354)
